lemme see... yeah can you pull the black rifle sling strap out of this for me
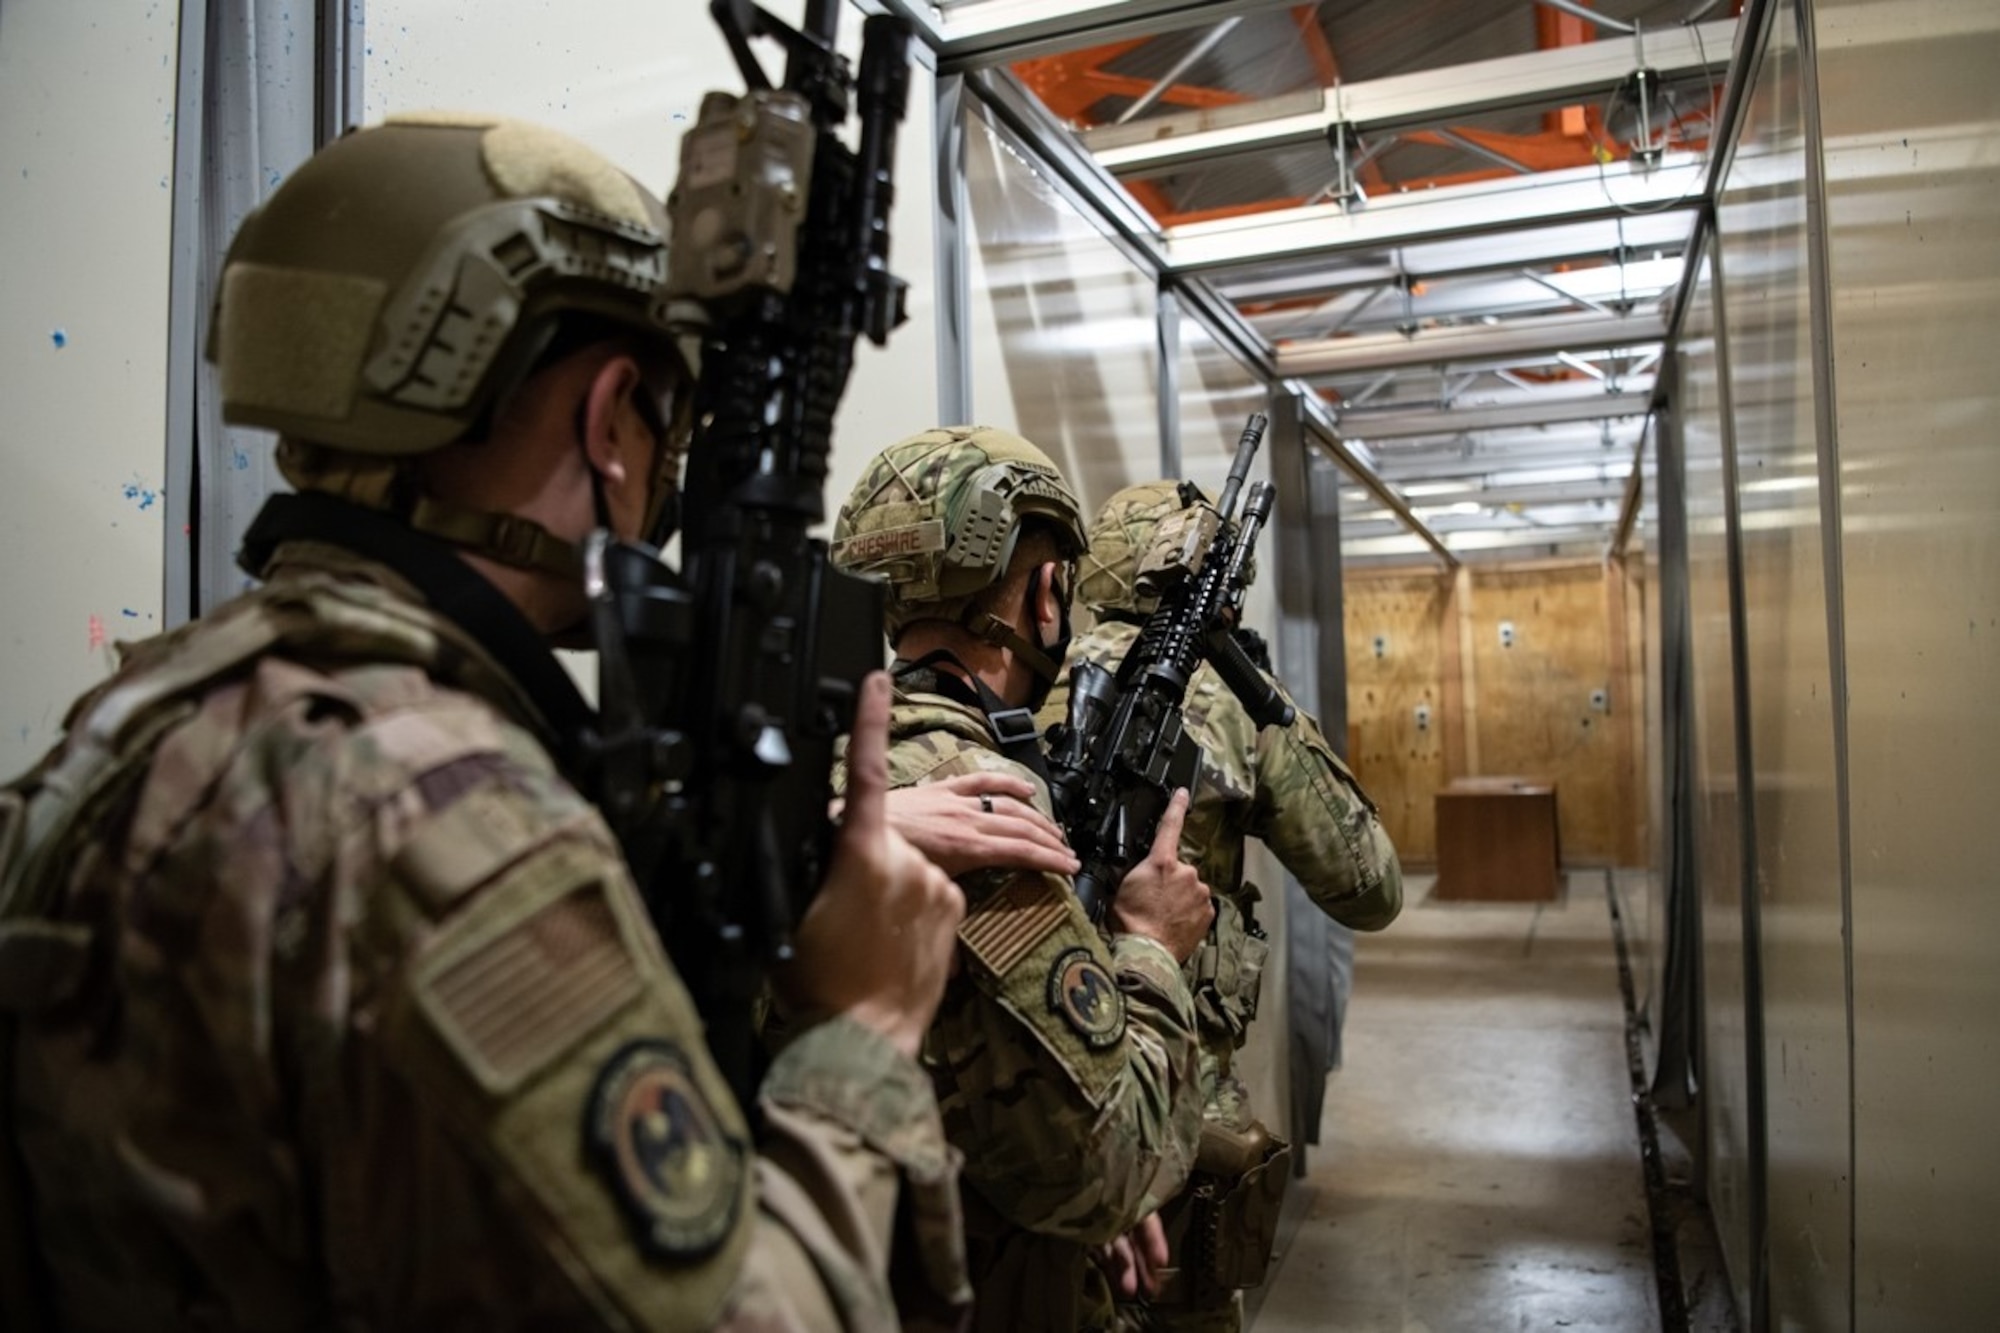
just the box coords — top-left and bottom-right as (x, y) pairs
(893, 651), (1053, 787)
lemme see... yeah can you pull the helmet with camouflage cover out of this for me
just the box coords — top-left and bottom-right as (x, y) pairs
(1078, 480), (1201, 617)
(208, 113), (690, 573)
(1078, 478), (1262, 618)
(832, 425), (1087, 666)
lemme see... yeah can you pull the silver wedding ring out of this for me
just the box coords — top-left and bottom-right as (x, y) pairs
(979, 794), (995, 814)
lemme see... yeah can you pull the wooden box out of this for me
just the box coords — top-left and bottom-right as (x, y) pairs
(1433, 776), (1562, 902)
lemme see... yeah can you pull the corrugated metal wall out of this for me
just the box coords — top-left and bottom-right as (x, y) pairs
(1667, 0), (2000, 1325)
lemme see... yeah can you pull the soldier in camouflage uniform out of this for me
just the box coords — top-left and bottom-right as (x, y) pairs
(0, 117), (972, 1331)
(831, 428), (1215, 1332)
(1050, 479), (1403, 1333)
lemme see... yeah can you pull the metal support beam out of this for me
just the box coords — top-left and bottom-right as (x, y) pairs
(1432, 127), (1534, 175)
(1279, 307), (1670, 377)
(1213, 210), (1697, 306)
(1165, 154), (1707, 274)
(935, 73), (975, 425)
(163, 0), (212, 628)
(1115, 16), (1243, 125)
(1089, 20), (1735, 177)
(1298, 391), (1457, 568)
(877, 0), (1302, 72)
(1337, 390), (1653, 439)
(1157, 284), (1182, 477)
(1537, 0), (1636, 36)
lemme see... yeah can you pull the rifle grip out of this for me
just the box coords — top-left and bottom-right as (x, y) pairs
(1074, 868), (1113, 923)
(1208, 629), (1295, 731)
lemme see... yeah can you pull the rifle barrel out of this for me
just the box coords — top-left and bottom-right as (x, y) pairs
(1216, 412), (1268, 519)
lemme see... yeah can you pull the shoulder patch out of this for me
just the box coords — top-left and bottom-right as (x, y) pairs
(411, 857), (643, 1095)
(585, 1039), (747, 1260)
(1046, 946), (1127, 1049)
(958, 874), (1070, 977)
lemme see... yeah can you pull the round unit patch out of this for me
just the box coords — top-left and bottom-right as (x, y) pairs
(586, 1039), (745, 1260)
(1046, 947), (1126, 1049)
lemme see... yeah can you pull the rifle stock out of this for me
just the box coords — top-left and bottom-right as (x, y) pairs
(582, 1), (913, 1104)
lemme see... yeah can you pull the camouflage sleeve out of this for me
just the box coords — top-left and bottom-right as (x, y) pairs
(901, 741), (1204, 1245)
(1248, 680), (1404, 931)
(344, 699), (966, 1330)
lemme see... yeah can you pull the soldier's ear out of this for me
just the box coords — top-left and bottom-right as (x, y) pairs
(1031, 561), (1065, 628)
(579, 352), (649, 488)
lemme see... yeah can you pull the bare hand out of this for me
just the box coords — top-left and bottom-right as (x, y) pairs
(1097, 1213), (1169, 1299)
(1105, 789), (1214, 963)
(780, 672), (965, 1057)
(881, 772), (1079, 878)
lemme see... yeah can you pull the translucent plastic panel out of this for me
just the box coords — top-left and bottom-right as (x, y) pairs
(962, 97), (1161, 512)
(1677, 246), (1757, 1323)
(1714, 7), (1850, 1325)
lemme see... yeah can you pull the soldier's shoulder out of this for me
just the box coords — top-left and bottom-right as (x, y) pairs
(886, 694), (1044, 794)
(946, 872), (1129, 1109)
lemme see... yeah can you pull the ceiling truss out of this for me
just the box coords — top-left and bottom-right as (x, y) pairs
(892, 2), (1751, 565)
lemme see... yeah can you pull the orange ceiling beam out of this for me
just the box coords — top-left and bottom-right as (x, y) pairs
(1534, 1), (1594, 140)
(1012, 41), (1248, 126)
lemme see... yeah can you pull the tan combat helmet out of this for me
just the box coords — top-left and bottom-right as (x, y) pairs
(208, 113), (686, 573)
(831, 425), (1087, 668)
(1077, 479), (1201, 617)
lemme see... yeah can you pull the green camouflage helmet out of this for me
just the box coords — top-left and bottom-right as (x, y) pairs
(1078, 480), (1201, 617)
(1078, 479), (1263, 617)
(208, 113), (678, 456)
(832, 426), (1087, 643)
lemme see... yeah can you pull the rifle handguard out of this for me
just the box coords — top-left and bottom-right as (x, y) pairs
(1207, 626), (1295, 730)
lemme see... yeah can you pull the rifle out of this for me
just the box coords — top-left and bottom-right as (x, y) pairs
(1045, 414), (1296, 921)
(582, 0), (912, 1104)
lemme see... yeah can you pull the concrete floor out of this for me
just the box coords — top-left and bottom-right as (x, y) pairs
(1253, 873), (1660, 1332)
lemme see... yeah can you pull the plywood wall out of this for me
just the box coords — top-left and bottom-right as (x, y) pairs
(1343, 572), (1450, 860)
(1344, 560), (1647, 867)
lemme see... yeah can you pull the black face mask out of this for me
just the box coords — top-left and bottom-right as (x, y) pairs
(1022, 563), (1074, 714)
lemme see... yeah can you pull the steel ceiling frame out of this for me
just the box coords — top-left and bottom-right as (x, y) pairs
(872, 0), (1305, 72)
(1213, 210), (1698, 306)
(1086, 19), (1737, 178)
(1337, 389), (1654, 440)
(1164, 152), (1708, 273)
(897, 2), (1773, 567)
(1279, 307), (1672, 377)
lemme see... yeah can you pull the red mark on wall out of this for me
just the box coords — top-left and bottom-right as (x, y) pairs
(88, 614), (106, 651)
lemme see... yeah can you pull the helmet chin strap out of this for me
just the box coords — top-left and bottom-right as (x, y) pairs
(959, 564), (1072, 712)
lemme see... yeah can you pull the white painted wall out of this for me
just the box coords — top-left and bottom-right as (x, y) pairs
(0, 0), (181, 778)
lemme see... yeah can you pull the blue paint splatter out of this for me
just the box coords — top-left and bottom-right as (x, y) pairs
(265, 166), (283, 188)
(122, 482), (160, 511)
(51, 329), (67, 349)
(232, 447), (250, 470)
(121, 608), (140, 618)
